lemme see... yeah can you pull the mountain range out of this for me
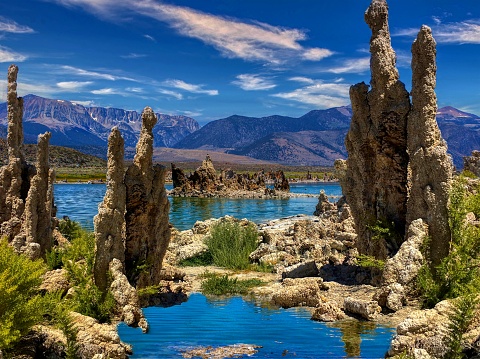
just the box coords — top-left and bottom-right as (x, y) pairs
(0, 94), (479, 168)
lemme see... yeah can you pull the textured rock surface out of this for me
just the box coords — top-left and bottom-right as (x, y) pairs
(125, 107), (171, 288)
(18, 132), (54, 258)
(281, 260), (319, 279)
(344, 0), (410, 259)
(406, 26), (453, 268)
(94, 127), (126, 292)
(109, 259), (148, 333)
(71, 312), (132, 359)
(311, 301), (347, 322)
(272, 278), (325, 308)
(0, 65), (54, 258)
(344, 297), (381, 320)
(463, 151), (480, 176)
(342, 0), (452, 263)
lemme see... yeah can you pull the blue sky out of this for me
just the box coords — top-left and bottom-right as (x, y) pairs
(0, 0), (479, 125)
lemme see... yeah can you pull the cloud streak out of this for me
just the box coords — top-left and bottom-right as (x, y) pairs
(163, 79), (218, 96)
(394, 20), (480, 44)
(0, 16), (35, 34)
(60, 65), (136, 81)
(272, 77), (350, 108)
(0, 46), (27, 62)
(232, 74), (276, 91)
(47, 0), (333, 64)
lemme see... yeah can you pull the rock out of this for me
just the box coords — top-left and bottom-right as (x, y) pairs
(374, 283), (405, 312)
(109, 258), (148, 333)
(343, 297), (381, 320)
(387, 300), (453, 358)
(341, 0), (453, 263)
(406, 25), (453, 268)
(21, 132), (54, 258)
(281, 260), (319, 279)
(272, 278), (324, 308)
(71, 312), (132, 359)
(124, 107), (171, 288)
(463, 151), (480, 177)
(311, 301), (347, 322)
(40, 269), (70, 295)
(0, 65), (54, 257)
(181, 344), (261, 359)
(381, 219), (426, 290)
(94, 127), (126, 292)
(313, 190), (336, 217)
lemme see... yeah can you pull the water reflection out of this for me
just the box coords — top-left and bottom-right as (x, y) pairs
(328, 320), (380, 357)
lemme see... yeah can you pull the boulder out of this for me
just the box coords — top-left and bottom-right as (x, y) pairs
(272, 278), (325, 308)
(281, 260), (319, 279)
(343, 297), (381, 321)
(311, 301), (347, 322)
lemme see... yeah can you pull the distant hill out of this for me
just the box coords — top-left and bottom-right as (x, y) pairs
(0, 94), (200, 157)
(0, 138), (106, 168)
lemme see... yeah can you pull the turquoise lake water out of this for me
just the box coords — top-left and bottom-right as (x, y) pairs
(53, 182), (395, 358)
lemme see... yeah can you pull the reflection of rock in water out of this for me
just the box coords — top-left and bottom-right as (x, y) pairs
(328, 320), (376, 357)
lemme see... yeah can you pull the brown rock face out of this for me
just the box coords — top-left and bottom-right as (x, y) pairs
(125, 107), (171, 288)
(342, 1), (452, 261)
(406, 26), (453, 267)
(94, 127), (126, 291)
(0, 65), (54, 258)
(463, 151), (480, 176)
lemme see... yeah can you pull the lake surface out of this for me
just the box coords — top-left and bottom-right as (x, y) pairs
(54, 182), (341, 231)
(54, 181), (395, 358)
(118, 293), (394, 359)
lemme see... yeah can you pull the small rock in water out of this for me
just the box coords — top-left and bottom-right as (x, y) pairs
(181, 344), (262, 359)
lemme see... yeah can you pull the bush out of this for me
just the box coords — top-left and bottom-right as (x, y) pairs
(206, 221), (258, 270)
(200, 272), (264, 296)
(62, 226), (115, 323)
(178, 251), (213, 267)
(0, 239), (47, 350)
(58, 217), (82, 242)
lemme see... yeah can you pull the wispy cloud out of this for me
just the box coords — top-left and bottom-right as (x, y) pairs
(144, 34), (156, 42)
(47, 0), (333, 64)
(120, 52), (147, 59)
(0, 46), (27, 62)
(56, 81), (93, 90)
(60, 65), (136, 81)
(289, 77), (315, 84)
(272, 78), (350, 108)
(0, 16), (35, 34)
(394, 20), (480, 44)
(163, 79), (218, 96)
(325, 57), (370, 74)
(158, 89), (183, 100)
(91, 87), (123, 95)
(232, 74), (276, 91)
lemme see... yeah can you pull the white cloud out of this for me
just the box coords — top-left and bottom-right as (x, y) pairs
(158, 89), (183, 100)
(394, 20), (480, 44)
(144, 34), (156, 42)
(232, 74), (276, 91)
(71, 99), (96, 106)
(326, 57), (370, 74)
(0, 46), (27, 62)
(57, 81), (93, 89)
(289, 76), (315, 84)
(60, 65), (136, 81)
(272, 79), (350, 108)
(0, 16), (35, 34)
(48, 0), (333, 64)
(163, 79), (218, 96)
(91, 88), (121, 95)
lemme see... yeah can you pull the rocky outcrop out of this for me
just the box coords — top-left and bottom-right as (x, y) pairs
(344, 297), (381, 321)
(463, 151), (480, 177)
(406, 26), (453, 268)
(109, 259), (148, 333)
(342, 0), (453, 262)
(343, 0), (410, 260)
(71, 312), (132, 359)
(0, 65), (54, 258)
(124, 107), (171, 288)
(170, 158), (291, 198)
(272, 277), (325, 308)
(93, 127), (126, 292)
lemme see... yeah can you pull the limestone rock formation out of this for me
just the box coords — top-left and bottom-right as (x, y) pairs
(344, 0), (410, 259)
(342, 0), (453, 262)
(94, 127), (126, 292)
(0, 65), (54, 258)
(343, 297), (381, 321)
(406, 26), (453, 268)
(463, 151), (480, 176)
(272, 278), (325, 308)
(124, 107), (171, 288)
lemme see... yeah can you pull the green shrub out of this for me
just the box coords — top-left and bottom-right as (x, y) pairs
(418, 176), (480, 307)
(206, 221), (258, 270)
(58, 217), (82, 242)
(46, 247), (65, 270)
(178, 251), (214, 267)
(62, 226), (115, 323)
(0, 239), (47, 350)
(200, 272), (264, 296)
(356, 254), (385, 270)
